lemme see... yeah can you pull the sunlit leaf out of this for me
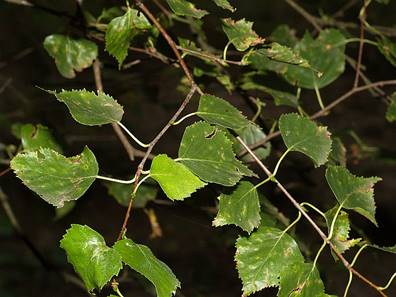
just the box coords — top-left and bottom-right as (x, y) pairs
(105, 7), (151, 67)
(114, 238), (180, 297)
(12, 123), (62, 153)
(278, 262), (333, 297)
(213, 181), (260, 233)
(178, 121), (255, 186)
(222, 18), (264, 51)
(11, 147), (98, 207)
(283, 29), (346, 89)
(43, 34), (98, 79)
(213, 0), (235, 12)
(47, 89), (124, 126)
(235, 226), (304, 295)
(326, 166), (381, 226)
(166, 0), (208, 18)
(60, 224), (122, 292)
(325, 206), (361, 254)
(197, 94), (250, 131)
(386, 92), (396, 122)
(150, 154), (206, 200)
(279, 113), (332, 167)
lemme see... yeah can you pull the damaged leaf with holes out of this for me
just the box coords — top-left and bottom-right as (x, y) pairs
(222, 18), (264, 51)
(178, 121), (255, 186)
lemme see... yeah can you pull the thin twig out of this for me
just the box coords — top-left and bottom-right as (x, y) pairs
(244, 80), (396, 153)
(237, 137), (387, 297)
(354, 0), (369, 88)
(93, 60), (138, 161)
(285, 0), (321, 31)
(118, 85), (197, 239)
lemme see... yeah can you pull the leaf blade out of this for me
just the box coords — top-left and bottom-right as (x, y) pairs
(60, 224), (122, 292)
(114, 238), (180, 297)
(11, 147), (98, 207)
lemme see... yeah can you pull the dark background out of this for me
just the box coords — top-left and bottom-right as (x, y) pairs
(1, 0), (396, 296)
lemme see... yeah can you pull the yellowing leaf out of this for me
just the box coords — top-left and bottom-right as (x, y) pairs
(60, 224), (122, 292)
(150, 154), (206, 200)
(166, 0), (208, 18)
(114, 238), (180, 297)
(222, 18), (264, 51)
(326, 166), (381, 226)
(279, 113), (332, 167)
(47, 89), (124, 126)
(43, 34), (98, 79)
(11, 147), (98, 207)
(213, 181), (260, 233)
(213, 0), (235, 12)
(325, 206), (361, 254)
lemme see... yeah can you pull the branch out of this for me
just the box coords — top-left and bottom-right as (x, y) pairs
(237, 137), (388, 297)
(354, 0), (369, 88)
(93, 60), (145, 161)
(243, 79), (396, 154)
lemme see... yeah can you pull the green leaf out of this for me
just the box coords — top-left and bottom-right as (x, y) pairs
(246, 49), (289, 74)
(263, 43), (311, 68)
(369, 244), (396, 254)
(166, 0), (208, 18)
(13, 123), (62, 153)
(43, 34), (98, 79)
(328, 137), (347, 166)
(178, 122), (254, 186)
(325, 206), (361, 254)
(11, 147), (98, 207)
(55, 201), (76, 220)
(278, 262), (331, 297)
(197, 94), (250, 131)
(213, 0), (235, 12)
(105, 7), (151, 67)
(114, 238), (180, 297)
(60, 224), (122, 292)
(150, 154), (206, 200)
(270, 25), (298, 48)
(105, 180), (158, 207)
(97, 7), (124, 23)
(325, 166), (381, 226)
(235, 123), (271, 162)
(235, 226), (304, 295)
(377, 36), (396, 67)
(222, 18), (264, 51)
(283, 29), (346, 89)
(240, 78), (299, 108)
(386, 92), (396, 122)
(279, 113), (332, 167)
(48, 89), (124, 126)
(213, 181), (260, 233)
